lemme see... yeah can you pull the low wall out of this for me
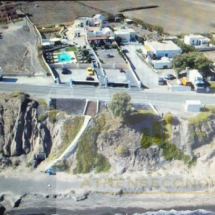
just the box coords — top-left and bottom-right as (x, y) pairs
(102, 63), (128, 69)
(3, 73), (34, 77)
(196, 47), (215, 51)
(167, 81), (192, 91)
(49, 63), (93, 69)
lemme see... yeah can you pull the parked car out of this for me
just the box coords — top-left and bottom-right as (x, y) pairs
(164, 74), (175, 80)
(158, 77), (166, 85)
(86, 76), (95, 81)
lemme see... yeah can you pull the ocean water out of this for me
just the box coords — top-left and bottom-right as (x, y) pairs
(132, 209), (215, 215)
(8, 209), (215, 215)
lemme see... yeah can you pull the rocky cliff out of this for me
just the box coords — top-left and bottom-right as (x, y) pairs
(0, 93), (55, 163)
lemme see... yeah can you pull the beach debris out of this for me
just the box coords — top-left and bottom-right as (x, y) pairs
(75, 191), (91, 201)
(48, 184), (51, 187)
(13, 198), (21, 208)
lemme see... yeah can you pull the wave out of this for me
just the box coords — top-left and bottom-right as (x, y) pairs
(131, 209), (215, 215)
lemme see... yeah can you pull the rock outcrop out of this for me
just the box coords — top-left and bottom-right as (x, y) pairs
(0, 94), (53, 163)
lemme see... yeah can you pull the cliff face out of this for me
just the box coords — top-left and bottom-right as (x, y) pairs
(0, 93), (53, 159)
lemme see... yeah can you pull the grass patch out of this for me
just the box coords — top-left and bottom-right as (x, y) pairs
(141, 128), (151, 148)
(13, 18), (23, 23)
(10, 91), (29, 98)
(38, 100), (47, 106)
(53, 49), (61, 53)
(73, 114), (110, 174)
(26, 162), (31, 168)
(159, 142), (191, 165)
(125, 109), (157, 124)
(152, 122), (162, 144)
(209, 82), (215, 93)
(38, 114), (46, 122)
(48, 109), (58, 123)
(65, 46), (77, 52)
(163, 114), (172, 141)
(188, 112), (212, 126)
(47, 116), (84, 161)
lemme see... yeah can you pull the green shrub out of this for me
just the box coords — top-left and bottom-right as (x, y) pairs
(10, 91), (29, 98)
(48, 109), (58, 123)
(26, 162), (31, 168)
(38, 100), (47, 106)
(65, 47), (77, 52)
(141, 128), (151, 148)
(38, 114), (46, 122)
(116, 145), (130, 157)
(13, 160), (19, 167)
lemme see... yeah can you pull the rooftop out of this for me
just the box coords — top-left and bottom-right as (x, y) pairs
(147, 40), (181, 51)
(185, 34), (210, 41)
(186, 100), (201, 105)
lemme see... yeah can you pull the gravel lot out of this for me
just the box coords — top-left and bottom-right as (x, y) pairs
(0, 18), (46, 74)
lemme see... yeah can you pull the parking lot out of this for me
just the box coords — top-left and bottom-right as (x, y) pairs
(97, 48), (125, 64)
(55, 68), (98, 83)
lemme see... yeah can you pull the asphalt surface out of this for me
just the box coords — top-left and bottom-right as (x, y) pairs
(0, 82), (215, 105)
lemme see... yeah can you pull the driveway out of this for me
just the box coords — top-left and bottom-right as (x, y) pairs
(122, 44), (166, 89)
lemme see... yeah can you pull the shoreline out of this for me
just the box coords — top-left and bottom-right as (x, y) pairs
(7, 205), (215, 215)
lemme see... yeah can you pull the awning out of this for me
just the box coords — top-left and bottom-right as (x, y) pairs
(88, 36), (107, 41)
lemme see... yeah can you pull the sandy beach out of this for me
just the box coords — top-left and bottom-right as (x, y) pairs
(1, 168), (215, 214)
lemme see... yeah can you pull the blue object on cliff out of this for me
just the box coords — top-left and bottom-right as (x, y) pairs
(47, 169), (52, 175)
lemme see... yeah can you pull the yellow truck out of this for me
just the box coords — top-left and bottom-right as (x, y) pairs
(87, 67), (94, 76)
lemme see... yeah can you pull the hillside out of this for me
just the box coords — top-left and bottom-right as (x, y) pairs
(20, 0), (215, 34)
(0, 93), (215, 179)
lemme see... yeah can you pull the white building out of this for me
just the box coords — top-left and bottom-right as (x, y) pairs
(115, 28), (136, 44)
(184, 34), (210, 47)
(152, 57), (172, 69)
(185, 100), (201, 112)
(74, 14), (108, 31)
(87, 28), (115, 44)
(143, 40), (182, 58)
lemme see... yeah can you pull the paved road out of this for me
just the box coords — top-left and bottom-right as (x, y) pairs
(0, 83), (215, 105)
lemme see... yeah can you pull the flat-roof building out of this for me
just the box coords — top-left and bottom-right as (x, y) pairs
(143, 40), (182, 58)
(184, 34), (210, 47)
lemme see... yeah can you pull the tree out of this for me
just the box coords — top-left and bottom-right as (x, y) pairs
(173, 39), (196, 53)
(108, 91), (132, 119)
(172, 52), (212, 75)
